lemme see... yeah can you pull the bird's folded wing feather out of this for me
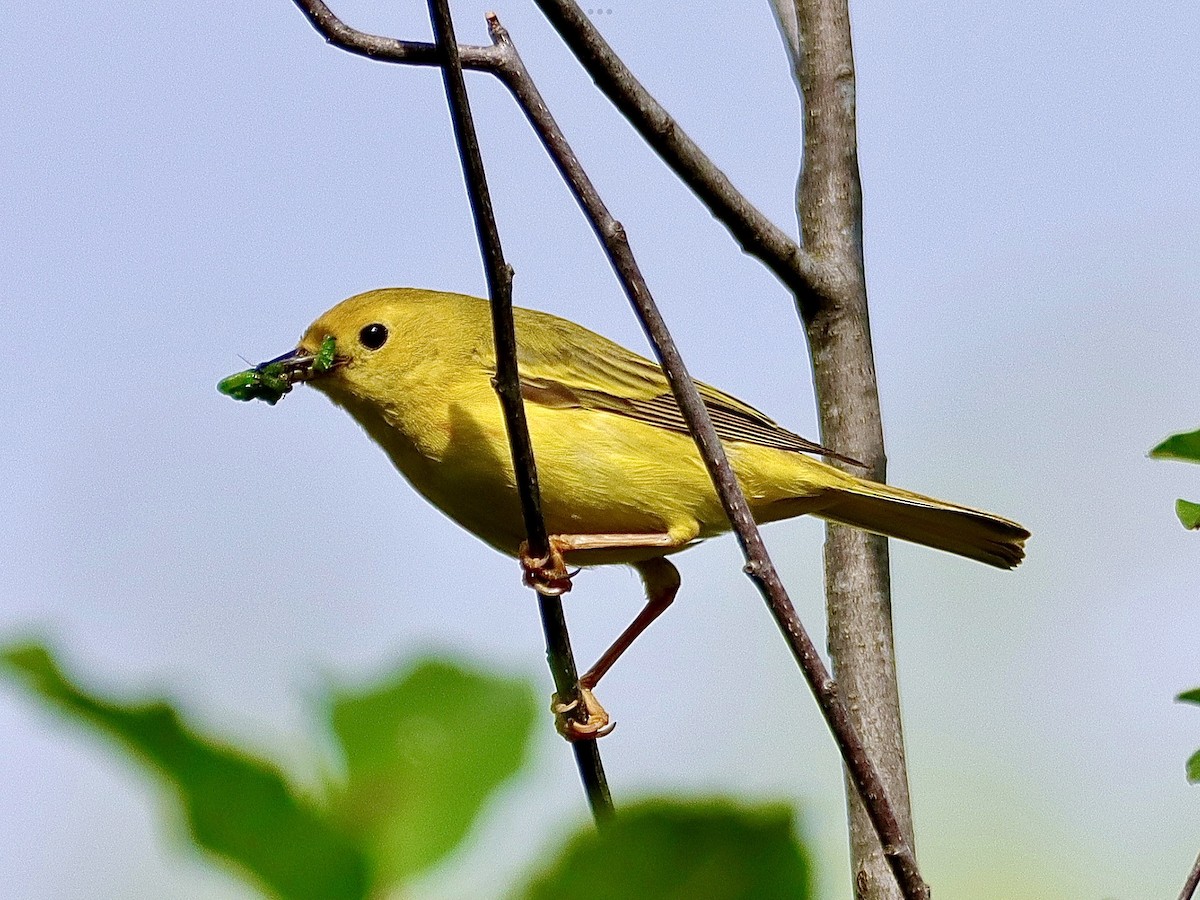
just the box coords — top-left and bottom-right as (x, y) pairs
(511, 315), (859, 464)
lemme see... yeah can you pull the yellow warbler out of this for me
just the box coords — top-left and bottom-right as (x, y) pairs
(223, 287), (1028, 738)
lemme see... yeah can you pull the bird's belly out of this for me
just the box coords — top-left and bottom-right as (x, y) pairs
(383, 400), (720, 558)
(348, 392), (837, 563)
(525, 406), (719, 541)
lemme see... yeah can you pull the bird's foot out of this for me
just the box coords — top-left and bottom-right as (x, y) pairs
(518, 539), (575, 596)
(552, 686), (614, 741)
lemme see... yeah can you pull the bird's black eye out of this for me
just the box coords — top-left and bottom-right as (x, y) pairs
(359, 323), (389, 350)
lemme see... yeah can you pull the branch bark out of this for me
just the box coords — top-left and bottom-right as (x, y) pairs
(1179, 847), (1200, 900)
(772, 3), (914, 896)
(425, 0), (612, 823)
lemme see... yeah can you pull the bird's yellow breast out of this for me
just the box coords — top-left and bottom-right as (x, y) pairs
(322, 367), (840, 566)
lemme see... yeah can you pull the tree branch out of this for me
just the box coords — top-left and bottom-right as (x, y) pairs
(425, 0), (613, 823)
(295, 0), (502, 67)
(777, 3), (915, 897)
(529, 0), (830, 317)
(1179, 847), (1200, 900)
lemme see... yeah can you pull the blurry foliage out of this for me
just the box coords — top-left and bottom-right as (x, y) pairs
(327, 658), (535, 885)
(1153, 432), (1200, 786)
(0, 642), (534, 898)
(1149, 429), (1200, 529)
(1, 640), (812, 899)
(520, 798), (811, 900)
(1177, 688), (1200, 784)
(2, 643), (368, 900)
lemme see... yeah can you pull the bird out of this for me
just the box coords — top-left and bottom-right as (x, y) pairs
(220, 287), (1029, 739)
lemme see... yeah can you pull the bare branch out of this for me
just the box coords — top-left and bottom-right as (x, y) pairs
(294, 0), (503, 67)
(769, 0), (803, 66)
(528, 0), (826, 313)
(425, 0), (613, 822)
(778, 3), (918, 897)
(1179, 847), (1200, 900)
(526, 4), (917, 895)
(515, 2), (919, 894)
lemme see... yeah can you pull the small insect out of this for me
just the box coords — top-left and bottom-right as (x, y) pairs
(312, 334), (337, 374)
(218, 335), (337, 405)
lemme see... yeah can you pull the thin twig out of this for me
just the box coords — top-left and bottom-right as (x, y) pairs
(295, 0), (502, 67)
(485, 18), (923, 898)
(425, 0), (612, 823)
(529, 0), (827, 316)
(1179, 848), (1200, 900)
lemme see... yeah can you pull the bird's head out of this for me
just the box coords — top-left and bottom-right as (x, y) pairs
(220, 288), (476, 408)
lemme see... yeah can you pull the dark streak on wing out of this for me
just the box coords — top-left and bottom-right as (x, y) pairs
(521, 376), (863, 466)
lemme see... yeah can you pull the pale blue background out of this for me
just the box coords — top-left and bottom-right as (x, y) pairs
(2, 2), (1198, 897)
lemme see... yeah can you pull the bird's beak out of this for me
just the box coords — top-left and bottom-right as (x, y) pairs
(276, 333), (346, 383)
(260, 346), (327, 385)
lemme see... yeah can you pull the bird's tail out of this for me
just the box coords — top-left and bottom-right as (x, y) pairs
(816, 479), (1029, 569)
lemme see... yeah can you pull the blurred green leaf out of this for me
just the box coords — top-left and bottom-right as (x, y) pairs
(1187, 750), (1200, 784)
(327, 657), (538, 889)
(1150, 429), (1200, 463)
(519, 798), (811, 900)
(1178, 691), (1200, 783)
(1176, 499), (1200, 530)
(0, 641), (369, 900)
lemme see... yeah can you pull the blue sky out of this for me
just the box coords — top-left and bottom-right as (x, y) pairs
(3, 2), (1199, 897)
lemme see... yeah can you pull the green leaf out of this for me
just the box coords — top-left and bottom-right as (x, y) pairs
(1178, 688), (1200, 706)
(1150, 429), (1200, 463)
(1188, 750), (1200, 784)
(1177, 499), (1200, 529)
(0, 642), (369, 900)
(519, 799), (812, 900)
(327, 657), (538, 889)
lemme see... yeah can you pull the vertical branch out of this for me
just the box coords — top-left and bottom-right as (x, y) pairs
(425, 0), (612, 823)
(775, 1), (914, 897)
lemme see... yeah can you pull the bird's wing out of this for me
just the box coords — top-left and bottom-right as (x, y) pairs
(512, 310), (860, 464)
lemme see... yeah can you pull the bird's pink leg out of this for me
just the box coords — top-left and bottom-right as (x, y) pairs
(518, 536), (683, 742)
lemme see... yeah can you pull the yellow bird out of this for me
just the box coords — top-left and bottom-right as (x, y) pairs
(225, 288), (1028, 738)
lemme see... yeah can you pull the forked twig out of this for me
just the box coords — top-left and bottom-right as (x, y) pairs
(289, 2), (923, 894)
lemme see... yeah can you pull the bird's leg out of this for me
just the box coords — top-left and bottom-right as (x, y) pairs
(519, 532), (686, 740)
(549, 552), (682, 742)
(579, 557), (680, 690)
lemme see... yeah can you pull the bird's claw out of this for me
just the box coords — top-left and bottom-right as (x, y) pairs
(518, 540), (574, 596)
(551, 686), (614, 741)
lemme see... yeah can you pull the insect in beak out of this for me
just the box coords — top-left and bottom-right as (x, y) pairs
(217, 336), (340, 404)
